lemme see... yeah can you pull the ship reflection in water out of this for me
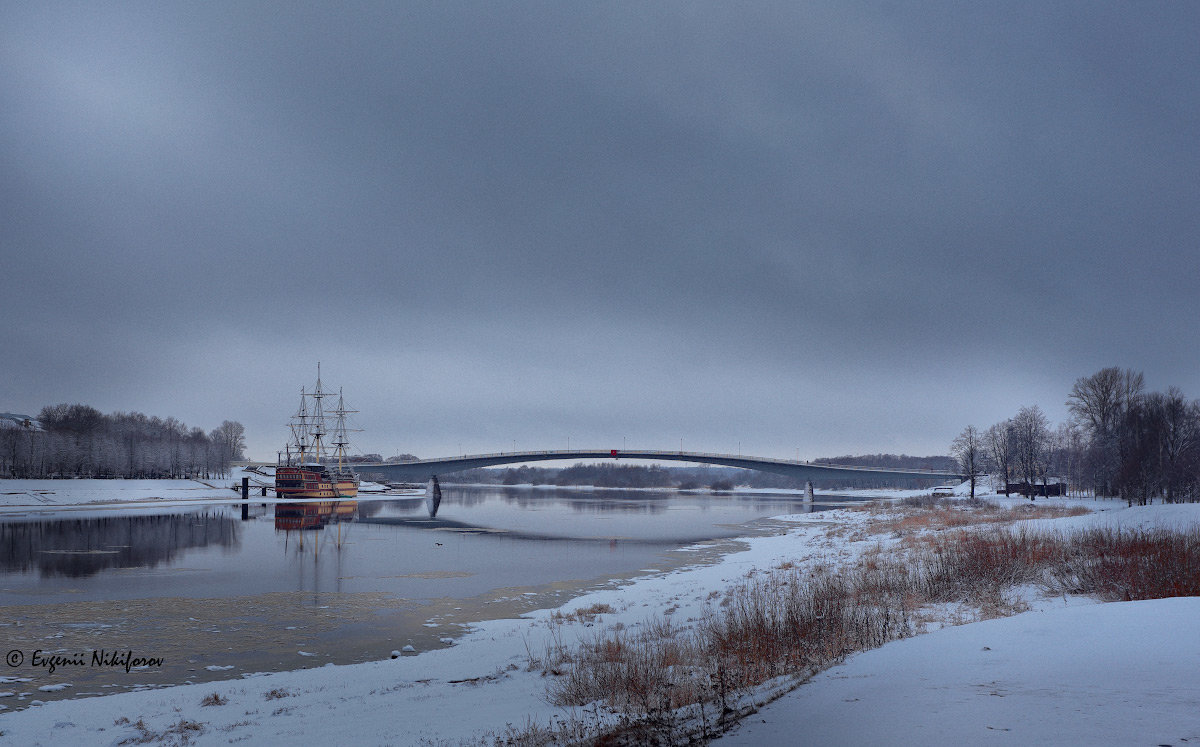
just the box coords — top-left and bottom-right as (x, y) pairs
(273, 501), (359, 531)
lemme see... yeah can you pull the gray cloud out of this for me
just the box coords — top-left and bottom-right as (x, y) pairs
(3, 2), (1198, 460)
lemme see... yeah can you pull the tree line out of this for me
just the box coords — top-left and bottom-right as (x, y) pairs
(469, 458), (954, 491)
(952, 367), (1200, 505)
(495, 463), (678, 488)
(1, 404), (245, 479)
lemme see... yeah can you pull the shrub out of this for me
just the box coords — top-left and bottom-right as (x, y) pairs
(1046, 527), (1200, 601)
(542, 501), (1195, 744)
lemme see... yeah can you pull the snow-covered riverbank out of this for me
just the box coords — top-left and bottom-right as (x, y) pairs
(0, 477), (237, 510)
(0, 470), (402, 514)
(720, 596), (1200, 745)
(2, 480), (1198, 744)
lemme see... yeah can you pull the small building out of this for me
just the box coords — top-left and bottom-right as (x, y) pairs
(1006, 479), (1066, 497)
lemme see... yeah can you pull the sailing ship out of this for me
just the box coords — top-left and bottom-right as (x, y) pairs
(275, 365), (360, 501)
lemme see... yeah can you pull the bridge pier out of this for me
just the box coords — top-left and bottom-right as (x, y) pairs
(426, 475), (442, 518)
(804, 481), (814, 502)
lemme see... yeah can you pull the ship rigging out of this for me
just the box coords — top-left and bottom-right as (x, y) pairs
(275, 364), (360, 500)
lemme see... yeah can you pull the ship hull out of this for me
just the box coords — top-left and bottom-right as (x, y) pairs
(276, 466), (359, 500)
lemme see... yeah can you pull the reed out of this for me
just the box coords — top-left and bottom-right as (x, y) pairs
(523, 508), (1196, 744)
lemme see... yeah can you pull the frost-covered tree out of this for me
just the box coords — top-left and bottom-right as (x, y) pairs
(210, 420), (246, 476)
(8, 404), (243, 479)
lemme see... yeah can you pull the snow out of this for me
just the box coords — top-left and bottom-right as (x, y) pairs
(0, 471), (257, 513)
(1, 479), (1198, 745)
(0, 470), (418, 515)
(719, 598), (1200, 745)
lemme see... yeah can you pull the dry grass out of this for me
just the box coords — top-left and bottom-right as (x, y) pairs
(117, 717), (205, 745)
(530, 499), (1195, 744)
(550, 602), (616, 624)
(199, 692), (227, 707)
(1046, 526), (1200, 601)
(864, 495), (1089, 535)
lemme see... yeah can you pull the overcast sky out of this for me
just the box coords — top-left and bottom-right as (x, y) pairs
(3, 2), (1198, 462)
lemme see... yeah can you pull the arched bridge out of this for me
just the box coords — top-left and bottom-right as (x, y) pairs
(350, 449), (961, 485)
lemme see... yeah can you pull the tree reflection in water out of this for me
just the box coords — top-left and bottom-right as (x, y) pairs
(0, 512), (240, 578)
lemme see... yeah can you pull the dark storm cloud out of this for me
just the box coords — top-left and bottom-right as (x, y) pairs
(3, 2), (1198, 459)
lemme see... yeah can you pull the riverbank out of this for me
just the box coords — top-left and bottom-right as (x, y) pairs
(0, 470), (401, 514)
(0, 468), (914, 513)
(2, 482), (1198, 744)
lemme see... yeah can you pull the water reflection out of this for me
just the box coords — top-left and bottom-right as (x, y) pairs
(0, 486), (876, 712)
(442, 485), (823, 522)
(0, 486), (867, 605)
(0, 512), (239, 578)
(273, 501), (359, 531)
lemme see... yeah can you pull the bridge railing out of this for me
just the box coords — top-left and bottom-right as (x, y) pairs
(381, 449), (956, 476)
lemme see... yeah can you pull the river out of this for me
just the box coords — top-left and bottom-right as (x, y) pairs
(0, 484), (869, 709)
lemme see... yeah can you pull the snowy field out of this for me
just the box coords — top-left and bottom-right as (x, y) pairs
(1, 478), (1198, 744)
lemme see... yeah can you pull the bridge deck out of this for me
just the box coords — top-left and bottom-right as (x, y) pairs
(335, 449), (961, 484)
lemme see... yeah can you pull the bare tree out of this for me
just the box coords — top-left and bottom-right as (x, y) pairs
(1012, 405), (1051, 499)
(1067, 368), (1143, 434)
(11, 404), (244, 479)
(1053, 421), (1086, 497)
(1118, 393), (1161, 505)
(1066, 367), (1144, 497)
(1157, 387), (1200, 503)
(210, 420), (246, 476)
(951, 425), (985, 499)
(986, 420), (1015, 496)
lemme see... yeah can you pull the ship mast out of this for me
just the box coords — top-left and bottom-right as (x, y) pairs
(288, 386), (310, 466)
(282, 364), (359, 472)
(308, 362), (327, 464)
(330, 387), (358, 472)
